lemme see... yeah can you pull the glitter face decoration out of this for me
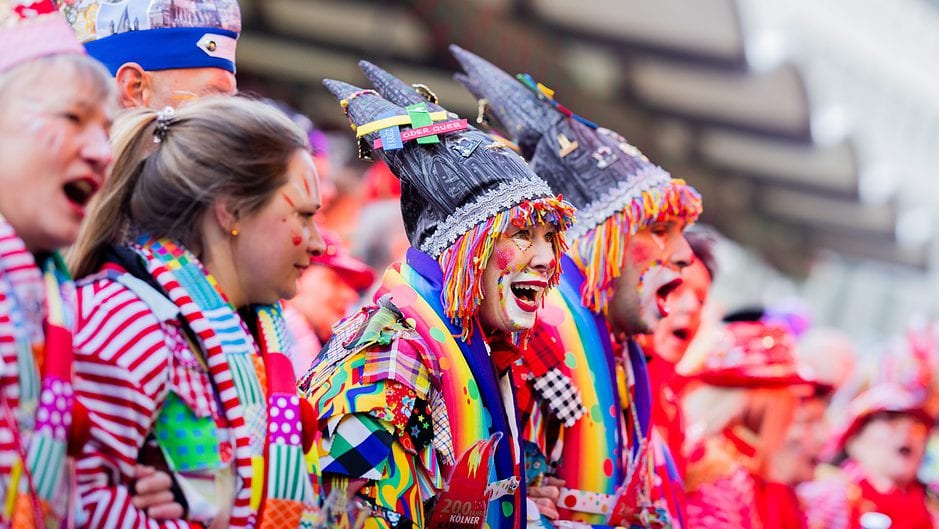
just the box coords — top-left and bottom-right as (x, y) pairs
(478, 223), (558, 334)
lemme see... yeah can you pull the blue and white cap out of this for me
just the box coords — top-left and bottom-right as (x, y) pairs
(57, 0), (240, 75)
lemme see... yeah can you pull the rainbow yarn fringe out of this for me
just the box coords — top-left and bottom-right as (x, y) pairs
(437, 195), (576, 339)
(569, 179), (702, 314)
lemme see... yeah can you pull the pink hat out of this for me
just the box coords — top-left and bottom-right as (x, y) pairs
(698, 321), (815, 388)
(833, 382), (933, 452)
(0, 0), (85, 73)
(310, 228), (374, 291)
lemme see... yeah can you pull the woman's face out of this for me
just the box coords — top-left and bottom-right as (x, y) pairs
(478, 222), (558, 334)
(233, 149), (326, 305)
(0, 61), (113, 252)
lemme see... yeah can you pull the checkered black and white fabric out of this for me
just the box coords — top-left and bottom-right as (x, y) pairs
(531, 368), (586, 427)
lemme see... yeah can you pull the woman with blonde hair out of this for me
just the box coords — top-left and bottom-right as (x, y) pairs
(69, 96), (325, 528)
(683, 320), (812, 529)
(0, 2), (112, 526)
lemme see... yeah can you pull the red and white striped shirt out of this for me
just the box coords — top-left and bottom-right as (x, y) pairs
(73, 274), (222, 529)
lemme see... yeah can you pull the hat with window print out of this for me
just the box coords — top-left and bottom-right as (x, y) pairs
(56, 0), (240, 75)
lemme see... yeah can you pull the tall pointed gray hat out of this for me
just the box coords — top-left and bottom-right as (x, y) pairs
(450, 44), (703, 311)
(322, 73), (559, 259)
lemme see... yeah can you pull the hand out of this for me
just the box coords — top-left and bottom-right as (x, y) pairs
(132, 465), (185, 520)
(528, 476), (564, 520)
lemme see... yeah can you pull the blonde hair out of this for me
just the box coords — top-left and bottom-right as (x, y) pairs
(0, 53), (112, 104)
(70, 96), (308, 278)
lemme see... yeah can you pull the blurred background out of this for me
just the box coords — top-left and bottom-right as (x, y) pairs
(234, 0), (939, 352)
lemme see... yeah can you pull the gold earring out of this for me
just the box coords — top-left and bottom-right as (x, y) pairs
(231, 228), (239, 236)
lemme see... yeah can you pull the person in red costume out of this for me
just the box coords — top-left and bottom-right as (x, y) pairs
(799, 383), (938, 529)
(640, 230), (716, 478)
(683, 320), (813, 529)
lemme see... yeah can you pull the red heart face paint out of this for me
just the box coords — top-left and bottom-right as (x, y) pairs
(495, 246), (516, 271)
(478, 223), (557, 334)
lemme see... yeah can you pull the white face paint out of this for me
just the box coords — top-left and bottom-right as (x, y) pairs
(478, 223), (557, 334)
(494, 271), (547, 331)
(637, 261), (683, 335)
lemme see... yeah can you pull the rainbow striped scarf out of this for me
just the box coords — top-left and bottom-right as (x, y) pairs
(539, 256), (627, 524)
(135, 237), (319, 529)
(0, 218), (75, 527)
(375, 248), (525, 529)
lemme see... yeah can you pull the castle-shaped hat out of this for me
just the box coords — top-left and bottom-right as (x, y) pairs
(57, 0), (240, 75)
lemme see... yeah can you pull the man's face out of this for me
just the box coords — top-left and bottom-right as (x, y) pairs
(147, 66), (236, 108)
(649, 258), (711, 364)
(607, 218), (692, 337)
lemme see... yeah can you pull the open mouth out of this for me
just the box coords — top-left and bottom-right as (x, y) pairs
(510, 280), (546, 313)
(63, 177), (99, 213)
(672, 328), (690, 341)
(655, 278), (683, 317)
(898, 445), (913, 457)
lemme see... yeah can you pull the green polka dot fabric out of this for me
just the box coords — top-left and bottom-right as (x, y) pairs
(154, 392), (222, 472)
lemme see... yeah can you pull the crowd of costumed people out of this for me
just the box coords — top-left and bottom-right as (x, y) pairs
(0, 1), (936, 528)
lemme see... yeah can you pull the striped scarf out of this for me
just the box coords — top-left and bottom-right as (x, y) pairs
(134, 237), (320, 529)
(0, 217), (75, 528)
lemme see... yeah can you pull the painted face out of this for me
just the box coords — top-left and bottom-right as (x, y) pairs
(148, 67), (237, 108)
(478, 222), (558, 334)
(649, 258), (712, 364)
(289, 264), (358, 340)
(0, 62), (114, 252)
(233, 149), (325, 305)
(847, 411), (930, 488)
(607, 218), (692, 337)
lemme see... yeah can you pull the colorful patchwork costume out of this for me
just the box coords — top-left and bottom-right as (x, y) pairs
(72, 240), (322, 529)
(0, 3), (90, 527)
(450, 45), (702, 528)
(302, 63), (574, 529)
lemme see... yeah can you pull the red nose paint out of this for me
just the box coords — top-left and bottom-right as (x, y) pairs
(291, 232), (302, 246)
